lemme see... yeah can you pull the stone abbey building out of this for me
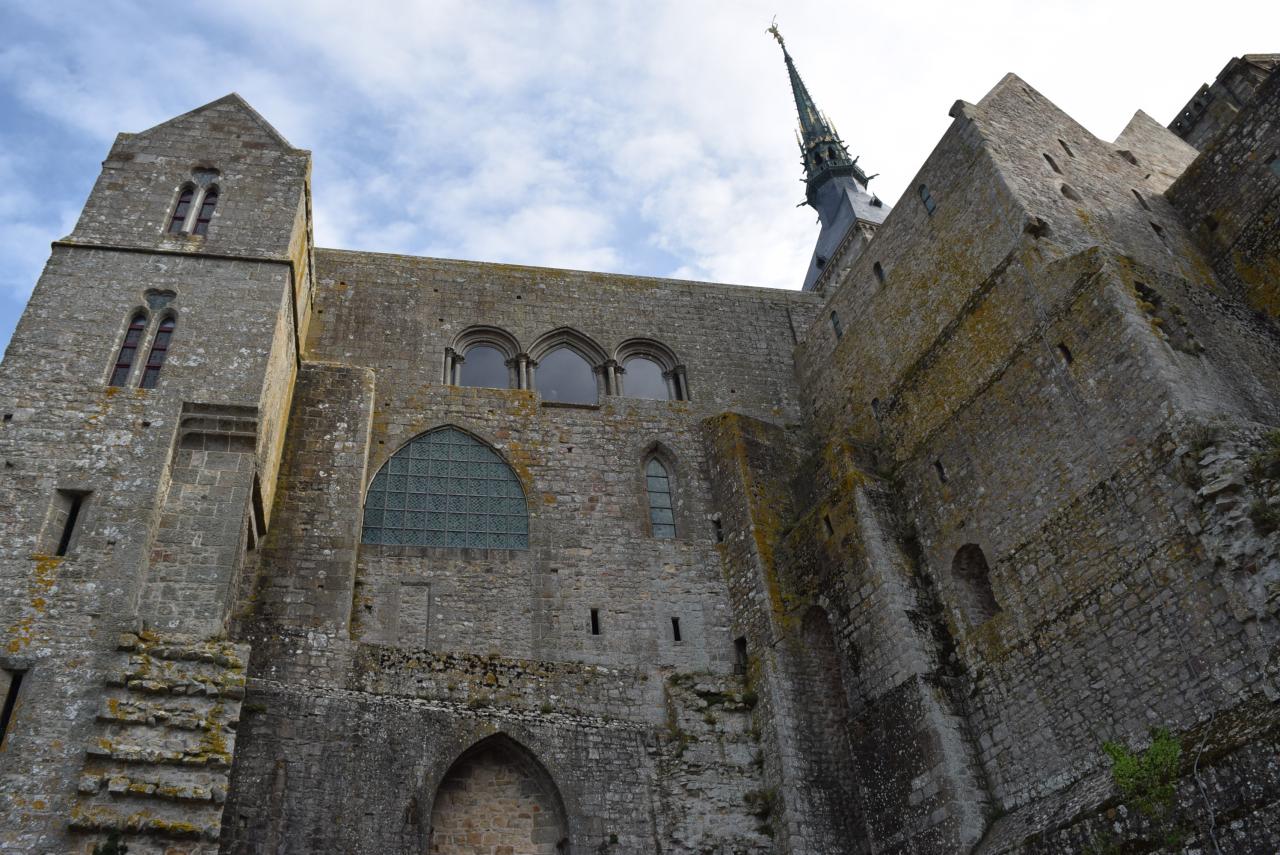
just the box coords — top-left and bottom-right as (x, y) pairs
(1, 29), (1279, 854)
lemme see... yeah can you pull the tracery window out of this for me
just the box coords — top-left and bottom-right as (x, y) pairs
(362, 426), (528, 549)
(110, 311), (148, 386)
(139, 317), (175, 389)
(645, 458), (676, 539)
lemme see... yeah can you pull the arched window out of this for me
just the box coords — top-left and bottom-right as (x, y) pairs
(168, 187), (194, 234)
(139, 317), (175, 389)
(645, 458), (675, 539)
(918, 184), (937, 215)
(621, 356), (669, 400)
(536, 347), (597, 404)
(458, 345), (510, 389)
(192, 187), (218, 235)
(362, 426), (528, 549)
(616, 338), (687, 401)
(952, 543), (999, 625)
(830, 311), (843, 340)
(110, 311), (148, 386)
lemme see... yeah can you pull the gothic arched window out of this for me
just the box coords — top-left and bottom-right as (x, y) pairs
(616, 338), (687, 401)
(139, 317), (175, 389)
(192, 187), (218, 235)
(621, 356), (669, 400)
(110, 311), (148, 386)
(168, 187), (195, 234)
(536, 347), (597, 404)
(362, 426), (529, 549)
(458, 345), (510, 389)
(645, 458), (676, 539)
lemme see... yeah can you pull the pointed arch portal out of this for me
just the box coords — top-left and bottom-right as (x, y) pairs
(429, 735), (569, 854)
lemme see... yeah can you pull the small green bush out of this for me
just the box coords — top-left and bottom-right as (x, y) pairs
(92, 832), (128, 855)
(1102, 728), (1181, 819)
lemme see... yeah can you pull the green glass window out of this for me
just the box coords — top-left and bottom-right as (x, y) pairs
(646, 458), (675, 539)
(362, 426), (528, 549)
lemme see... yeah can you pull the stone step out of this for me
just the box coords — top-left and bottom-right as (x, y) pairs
(78, 768), (228, 804)
(68, 801), (221, 841)
(97, 695), (234, 730)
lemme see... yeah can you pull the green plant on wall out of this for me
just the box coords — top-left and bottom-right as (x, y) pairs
(1087, 728), (1187, 852)
(92, 831), (128, 855)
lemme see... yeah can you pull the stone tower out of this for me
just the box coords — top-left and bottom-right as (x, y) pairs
(769, 23), (890, 291)
(2, 33), (1280, 855)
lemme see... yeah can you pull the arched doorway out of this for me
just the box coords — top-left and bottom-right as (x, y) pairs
(429, 735), (569, 854)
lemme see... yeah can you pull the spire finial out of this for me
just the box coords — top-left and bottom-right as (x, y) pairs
(767, 17), (785, 50)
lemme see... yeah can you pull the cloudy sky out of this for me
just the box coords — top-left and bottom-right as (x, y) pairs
(0, 0), (1274, 352)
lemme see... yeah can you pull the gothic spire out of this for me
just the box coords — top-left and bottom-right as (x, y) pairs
(768, 21), (870, 202)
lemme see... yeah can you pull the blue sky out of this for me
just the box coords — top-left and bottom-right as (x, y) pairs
(1, 0), (1275, 354)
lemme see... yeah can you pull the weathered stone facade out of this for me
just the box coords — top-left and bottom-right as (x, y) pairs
(1, 51), (1278, 855)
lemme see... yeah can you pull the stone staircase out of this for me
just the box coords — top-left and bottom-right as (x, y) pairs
(68, 632), (249, 854)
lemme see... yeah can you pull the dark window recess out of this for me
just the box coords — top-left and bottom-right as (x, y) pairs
(870, 195), (883, 207)
(1118, 150), (1139, 166)
(169, 187), (194, 233)
(139, 317), (176, 389)
(953, 543), (1000, 624)
(815, 255), (827, 270)
(646, 458), (676, 539)
(0, 669), (25, 747)
(1043, 153), (1062, 174)
(734, 636), (749, 675)
(457, 345), (510, 389)
(54, 490), (88, 557)
(671, 617), (682, 643)
(934, 460), (948, 483)
(1204, 215), (1219, 233)
(1057, 343), (1074, 365)
(1150, 221), (1167, 242)
(1268, 155), (1280, 178)
(590, 608), (600, 636)
(873, 262), (885, 284)
(830, 311), (843, 339)
(1059, 138), (1075, 158)
(823, 514), (834, 536)
(192, 188), (218, 236)
(871, 398), (881, 421)
(110, 312), (147, 386)
(1060, 184), (1082, 202)
(1132, 189), (1151, 211)
(918, 184), (937, 215)
(536, 347), (597, 405)
(245, 519), (257, 552)
(712, 517), (724, 543)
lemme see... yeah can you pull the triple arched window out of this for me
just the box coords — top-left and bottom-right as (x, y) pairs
(109, 311), (177, 389)
(167, 170), (220, 236)
(445, 327), (690, 402)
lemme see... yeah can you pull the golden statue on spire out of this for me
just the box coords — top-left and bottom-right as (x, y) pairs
(767, 17), (785, 48)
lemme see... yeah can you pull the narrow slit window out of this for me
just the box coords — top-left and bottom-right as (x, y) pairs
(873, 261), (886, 284)
(54, 490), (88, 557)
(1056, 343), (1074, 365)
(110, 312), (147, 386)
(830, 311), (843, 339)
(918, 184), (937, 215)
(192, 188), (218, 236)
(139, 317), (175, 389)
(934, 460), (948, 483)
(1059, 138), (1075, 158)
(712, 517), (724, 543)
(0, 669), (25, 748)
(734, 637), (748, 675)
(1043, 153), (1062, 174)
(823, 514), (834, 536)
(590, 608), (600, 635)
(646, 458), (676, 539)
(671, 617), (682, 643)
(1132, 189), (1151, 211)
(168, 187), (194, 233)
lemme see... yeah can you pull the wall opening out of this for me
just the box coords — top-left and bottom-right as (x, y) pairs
(711, 517), (724, 543)
(590, 608), (600, 635)
(933, 460), (948, 483)
(1043, 152), (1061, 174)
(822, 514), (834, 537)
(51, 490), (89, 557)
(1131, 189), (1151, 211)
(952, 543), (1000, 625)
(872, 261), (885, 284)
(1059, 138), (1075, 157)
(1056, 342), (1074, 365)
(429, 735), (569, 855)
(830, 310), (843, 339)
(733, 637), (748, 675)
(671, 617), (682, 643)
(0, 669), (24, 749)
(1060, 184), (1082, 202)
